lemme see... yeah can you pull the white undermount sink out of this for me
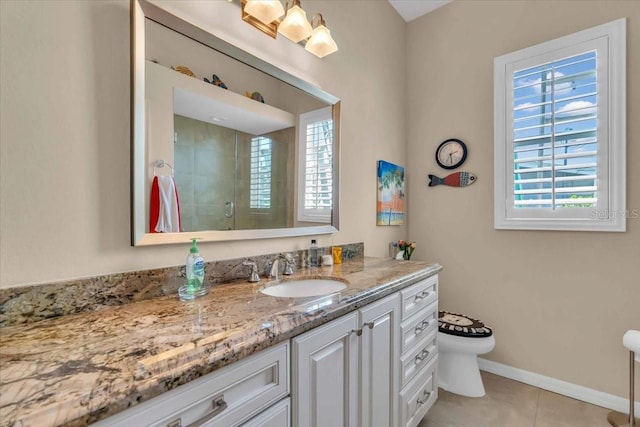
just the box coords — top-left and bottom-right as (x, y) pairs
(260, 279), (347, 298)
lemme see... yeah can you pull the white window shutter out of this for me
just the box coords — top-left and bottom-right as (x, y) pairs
(494, 18), (626, 232)
(298, 107), (333, 223)
(250, 136), (272, 209)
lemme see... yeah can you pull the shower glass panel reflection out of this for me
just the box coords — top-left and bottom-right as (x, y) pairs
(173, 114), (294, 231)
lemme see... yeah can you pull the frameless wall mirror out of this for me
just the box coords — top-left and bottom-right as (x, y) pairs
(131, 0), (340, 246)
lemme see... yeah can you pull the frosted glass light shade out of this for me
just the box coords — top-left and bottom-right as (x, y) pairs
(277, 5), (313, 43)
(305, 25), (338, 58)
(244, 0), (285, 25)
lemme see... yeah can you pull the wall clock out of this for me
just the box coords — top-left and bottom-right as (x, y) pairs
(435, 138), (467, 170)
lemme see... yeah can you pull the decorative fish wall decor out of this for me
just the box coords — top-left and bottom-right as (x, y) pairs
(245, 91), (265, 103)
(171, 65), (195, 77)
(204, 74), (228, 89)
(428, 172), (477, 187)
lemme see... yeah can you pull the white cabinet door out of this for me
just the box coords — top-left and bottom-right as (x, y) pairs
(358, 293), (400, 427)
(292, 312), (359, 427)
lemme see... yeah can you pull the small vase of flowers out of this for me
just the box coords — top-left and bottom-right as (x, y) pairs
(397, 240), (416, 260)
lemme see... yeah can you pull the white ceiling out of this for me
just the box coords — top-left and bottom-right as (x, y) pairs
(388, 0), (452, 22)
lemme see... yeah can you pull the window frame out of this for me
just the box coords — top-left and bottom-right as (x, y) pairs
(494, 18), (626, 232)
(297, 106), (334, 224)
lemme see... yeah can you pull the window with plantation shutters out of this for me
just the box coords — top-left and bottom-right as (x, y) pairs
(250, 136), (272, 209)
(298, 107), (333, 223)
(494, 19), (626, 232)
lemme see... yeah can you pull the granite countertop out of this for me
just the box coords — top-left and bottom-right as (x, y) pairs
(0, 257), (442, 427)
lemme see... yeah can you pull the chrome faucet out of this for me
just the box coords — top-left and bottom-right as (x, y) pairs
(270, 253), (295, 281)
(242, 259), (260, 283)
(269, 258), (281, 281)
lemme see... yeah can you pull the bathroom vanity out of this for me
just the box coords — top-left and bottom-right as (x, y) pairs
(291, 273), (439, 427)
(0, 258), (441, 427)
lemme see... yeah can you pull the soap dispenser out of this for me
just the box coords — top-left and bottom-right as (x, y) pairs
(178, 238), (210, 301)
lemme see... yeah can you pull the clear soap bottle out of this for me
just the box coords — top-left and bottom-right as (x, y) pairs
(309, 239), (319, 267)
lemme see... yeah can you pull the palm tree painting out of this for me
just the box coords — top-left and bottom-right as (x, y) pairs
(377, 160), (405, 225)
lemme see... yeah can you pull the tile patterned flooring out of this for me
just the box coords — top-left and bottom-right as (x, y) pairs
(419, 371), (612, 427)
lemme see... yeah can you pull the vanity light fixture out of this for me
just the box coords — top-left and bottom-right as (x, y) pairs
(277, 0), (313, 43)
(304, 14), (338, 58)
(241, 0), (338, 58)
(243, 0), (284, 26)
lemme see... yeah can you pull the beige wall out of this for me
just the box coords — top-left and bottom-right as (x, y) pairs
(0, 0), (407, 287)
(407, 1), (639, 399)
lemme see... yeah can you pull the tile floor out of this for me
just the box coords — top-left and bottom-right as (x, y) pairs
(419, 371), (612, 427)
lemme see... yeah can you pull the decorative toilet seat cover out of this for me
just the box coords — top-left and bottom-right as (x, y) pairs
(438, 310), (493, 338)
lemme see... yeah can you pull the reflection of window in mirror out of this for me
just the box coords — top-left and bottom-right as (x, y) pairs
(250, 136), (272, 209)
(298, 107), (333, 224)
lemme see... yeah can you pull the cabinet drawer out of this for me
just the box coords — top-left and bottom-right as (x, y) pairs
(400, 300), (437, 355)
(399, 355), (438, 427)
(399, 329), (437, 387)
(96, 341), (289, 427)
(400, 276), (438, 321)
(241, 397), (290, 427)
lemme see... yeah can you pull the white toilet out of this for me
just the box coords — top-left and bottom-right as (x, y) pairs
(437, 311), (495, 397)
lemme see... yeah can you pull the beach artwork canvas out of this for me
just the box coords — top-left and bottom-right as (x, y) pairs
(377, 160), (405, 226)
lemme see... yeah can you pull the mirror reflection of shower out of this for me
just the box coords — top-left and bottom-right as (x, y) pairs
(133, 2), (341, 246)
(173, 115), (294, 232)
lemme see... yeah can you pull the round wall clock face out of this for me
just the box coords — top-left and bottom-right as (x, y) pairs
(435, 138), (467, 170)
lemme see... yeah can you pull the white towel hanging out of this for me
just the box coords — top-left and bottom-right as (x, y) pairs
(150, 175), (181, 233)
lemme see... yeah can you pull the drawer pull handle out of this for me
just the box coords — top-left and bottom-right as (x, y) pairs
(417, 390), (431, 405)
(185, 395), (227, 427)
(414, 349), (430, 364)
(167, 420), (182, 427)
(414, 320), (430, 334)
(414, 291), (430, 302)
(350, 322), (375, 337)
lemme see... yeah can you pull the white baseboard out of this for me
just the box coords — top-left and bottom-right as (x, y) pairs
(478, 358), (640, 414)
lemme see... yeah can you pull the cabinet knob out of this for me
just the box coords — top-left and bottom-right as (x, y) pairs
(363, 321), (375, 330)
(350, 322), (375, 337)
